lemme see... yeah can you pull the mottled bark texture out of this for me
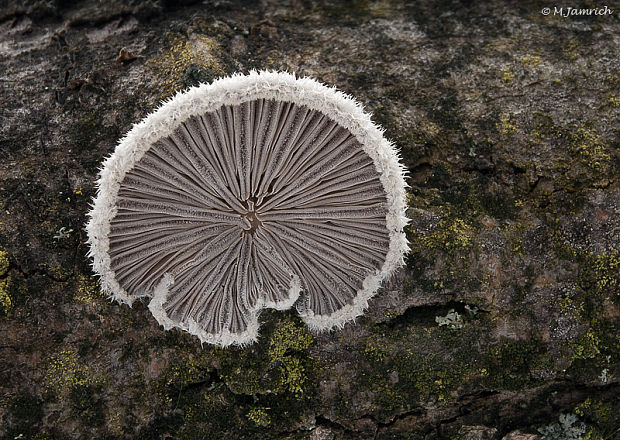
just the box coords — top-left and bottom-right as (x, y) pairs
(0, 1), (618, 439)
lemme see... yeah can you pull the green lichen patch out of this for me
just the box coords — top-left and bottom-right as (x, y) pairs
(0, 249), (9, 276)
(570, 128), (612, 175)
(420, 217), (475, 251)
(246, 407), (272, 427)
(354, 315), (552, 423)
(570, 327), (602, 362)
(356, 332), (472, 419)
(142, 316), (315, 436)
(498, 112), (517, 135)
(406, 205), (482, 295)
(545, 246), (620, 382)
(1, 1), (618, 438)
(412, 163), (518, 224)
(500, 66), (514, 84)
(574, 398), (620, 440)
(268, 319), (314, 359)
(44, 349), (102, 397)
(158, 352), (215, 402)
(520, 55), (542, 67)
(165, 315), (318, 436)
(554, 223), (619, 290)
(566, 319), (619, 384)
(73, 274), (105, 308)
(149, 32), (227, 99)
(550, 241), (620, 376)
(530, 113), (616, 191)
(176, 391), (236, 440)
(0, 273), (31, 313)
(0, 276), (12, 316)
(578, 253), (620, 302)
(148, 352), (254, 440)
(217, 316), (316, 399)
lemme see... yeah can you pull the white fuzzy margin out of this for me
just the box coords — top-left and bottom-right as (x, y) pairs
(85, 70), (409, 347)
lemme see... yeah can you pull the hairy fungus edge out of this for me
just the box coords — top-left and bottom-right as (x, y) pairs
(145, 273), (302, 346)
(85, 70), (409, 345)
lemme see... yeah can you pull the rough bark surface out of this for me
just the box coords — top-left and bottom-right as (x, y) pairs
(0, 1), (619, 439)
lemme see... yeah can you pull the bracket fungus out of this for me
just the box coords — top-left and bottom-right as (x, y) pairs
(86, 71), (408, 346)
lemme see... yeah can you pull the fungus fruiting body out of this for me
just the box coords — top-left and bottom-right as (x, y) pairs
(86, 71), (408, 346)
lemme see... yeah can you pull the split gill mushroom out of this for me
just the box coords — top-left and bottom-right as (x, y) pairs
(86, 71), (409, 347)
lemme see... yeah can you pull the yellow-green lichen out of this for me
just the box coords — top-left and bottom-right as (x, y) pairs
(563, 39), (580, 59)
(557, 291), (586, 317)
(246, 407), (271, 427)
(589, 253), (619, 296)
(423, 217), (475, 251)
(520, 55), (541, 67)
(215, 316), (317, 401)
(363, 339), (388, 363)
(165, 353), (212, 391)
(44, 349), (101, 396)
(150, 32), (226, 99)
(564, 311), (618, 382)
(152, 350), (216, 414)
(573, 397), (619, 440)
(106, 409), (125, 437)
(74, 274), (103, 307)
(279, 356), (307, 396)
(406, 202), (482, 293)
(268, 320), (314, 397)
(571, 327), (601, 361)
(268, 319), (314, 359)
(549, 238), (619, 374)
(498, 113), (516, 135)
(570, 128), (611, 174)
(377, 340), (474, 408)
(530, 113), (614, 189)
(420, 120), (440, 137)
(48, 264), (72, 280)
(487, 338), (547, 390)
(370, 382), (406, 413)
(568, 249), (620, 314)
(0, 249), (9, 276)
(0, 277), (12, 315)
(358, 322), (551, 422)
(501, 67), (514, 84)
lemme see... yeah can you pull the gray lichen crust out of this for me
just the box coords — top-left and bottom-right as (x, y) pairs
(86, 71), (408, 346)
